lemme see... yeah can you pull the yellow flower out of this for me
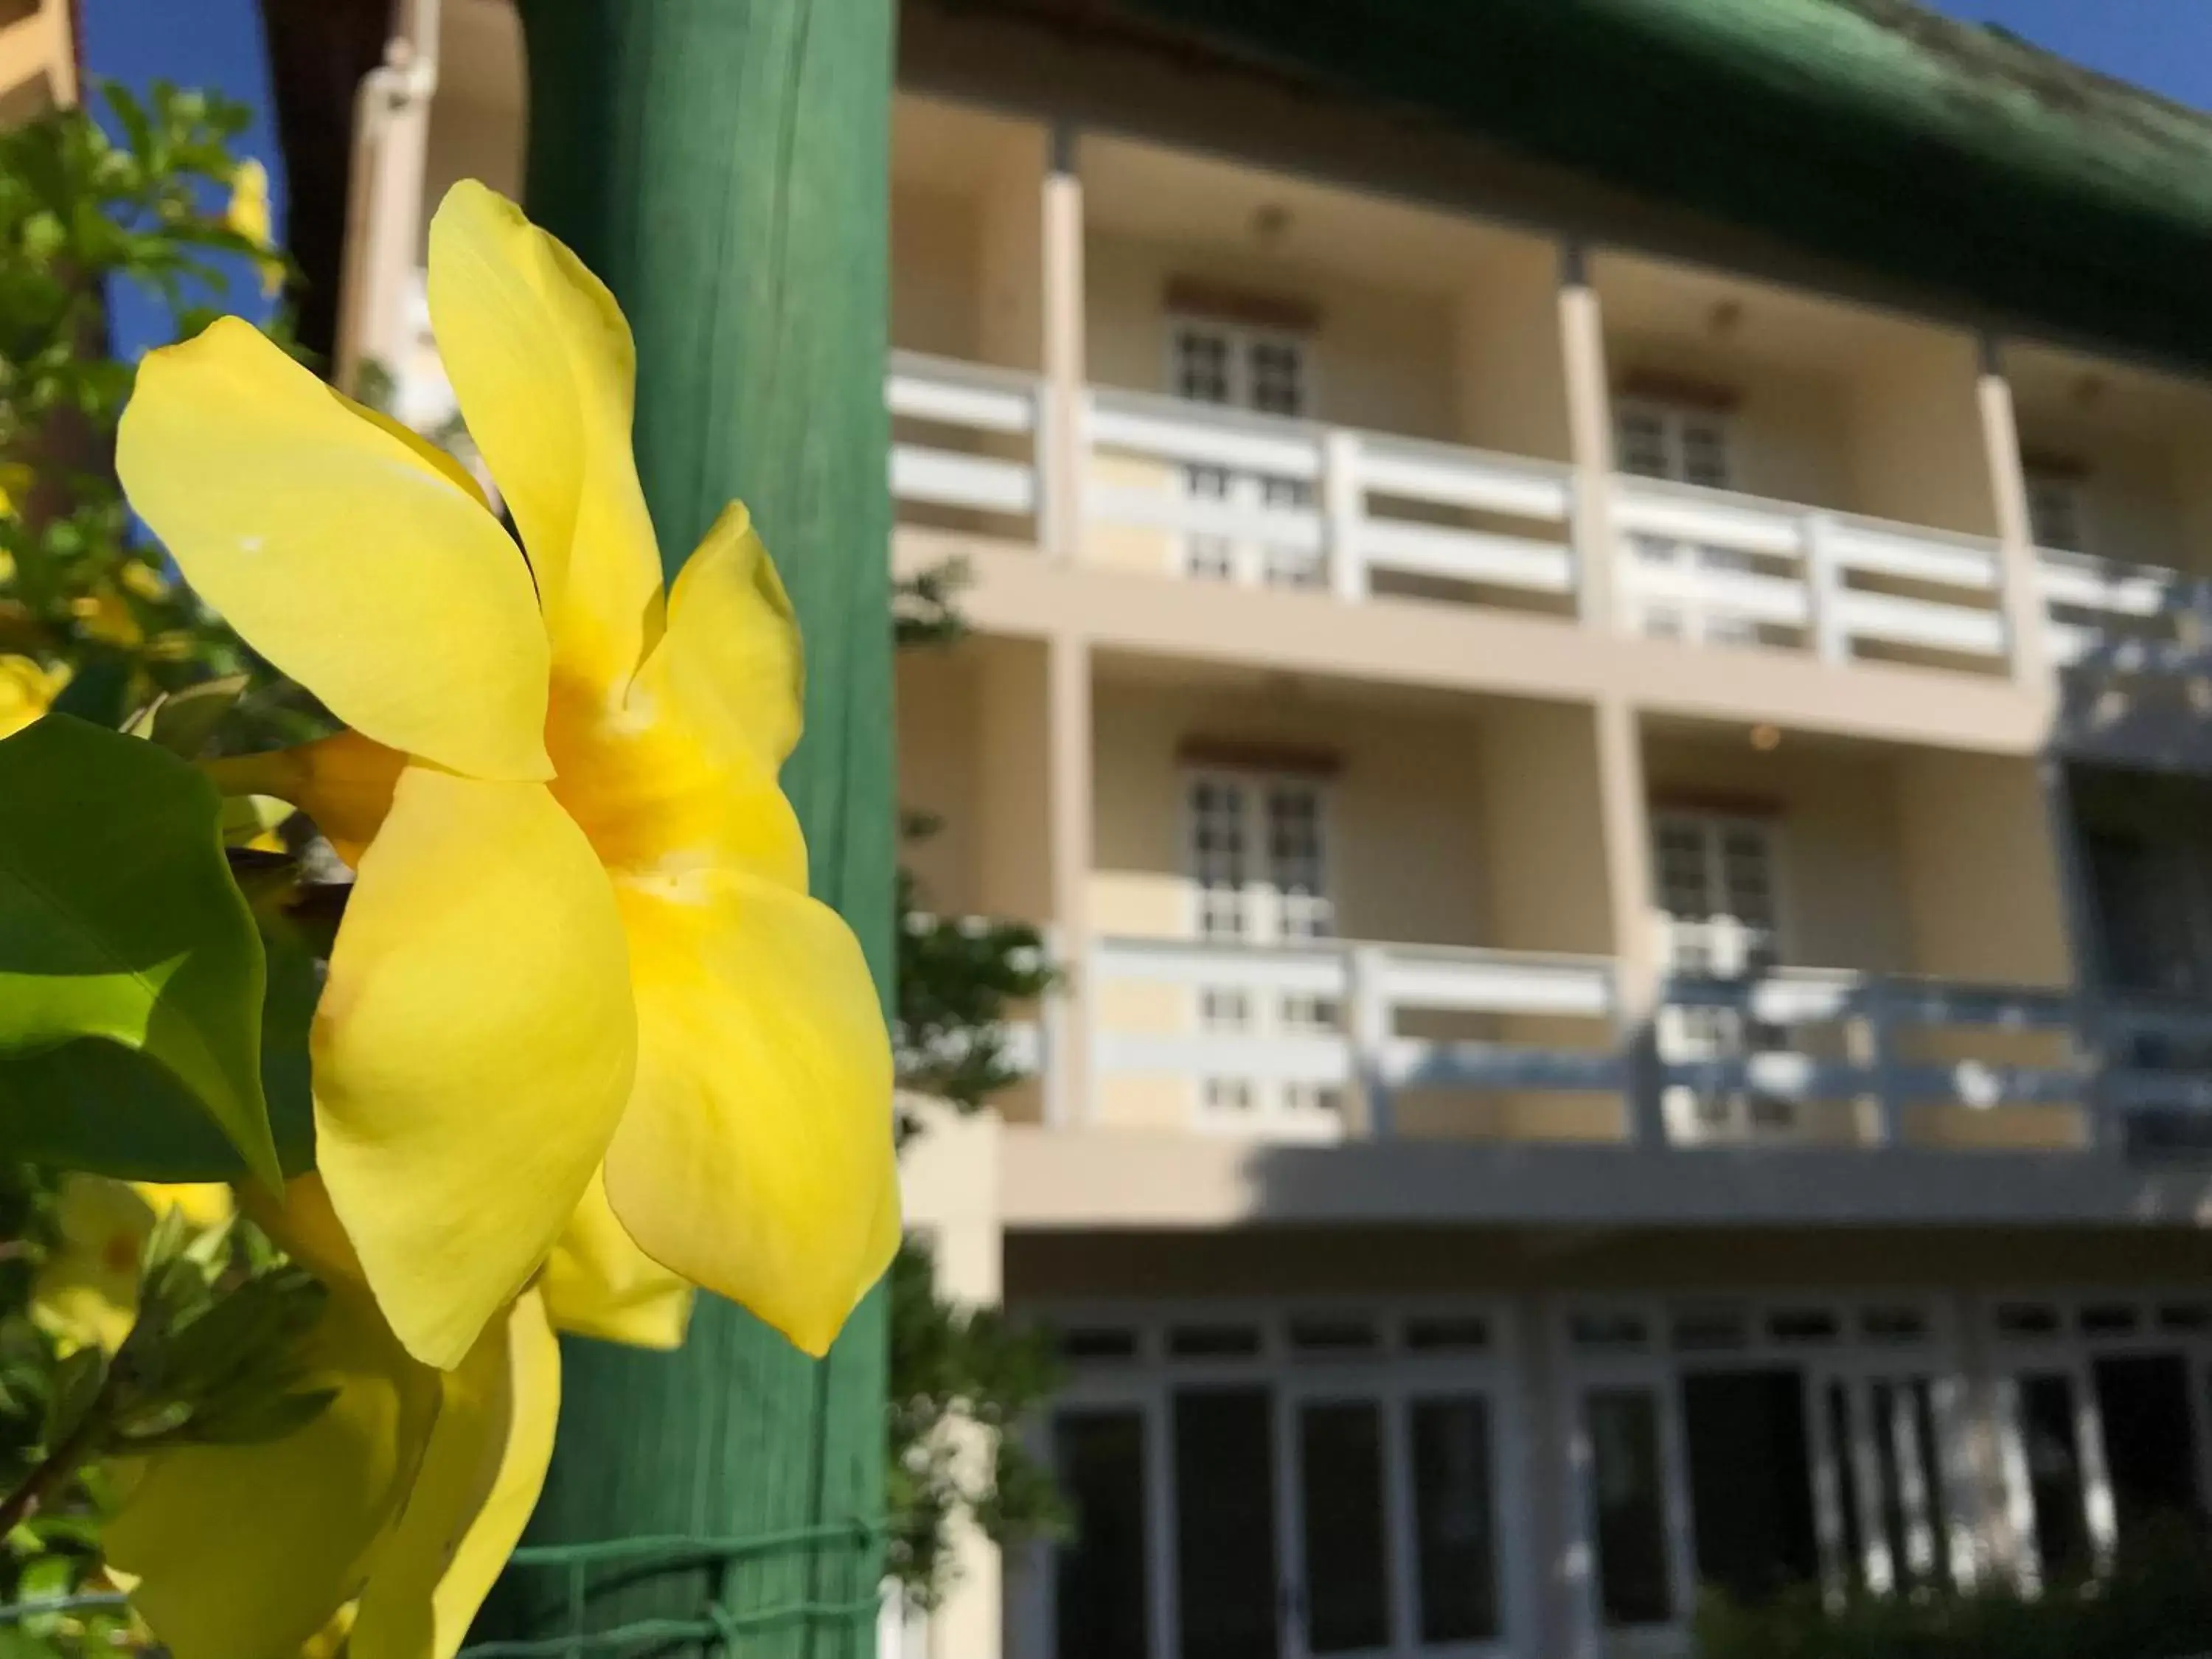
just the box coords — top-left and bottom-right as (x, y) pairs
(69, 588), (143, 647)
(105, 1178), (558, 1659)
(30, 1179), (234, 1355)
(0, 459), (32, 523)
(115, 179), (897, 1369)
(0, 653), (69, 738)
(226, 159), (284, 299)
(32, 1177), (155, 1355)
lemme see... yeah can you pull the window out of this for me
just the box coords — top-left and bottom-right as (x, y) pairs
(1411, 1396), (1502, 1643)
(2017, 1373), (2095, 1585)
(1054, 1411), (1152, 1659)
(1587, 1388), (1676, 1627)
(1651, 813), (1791, 1138)
(1185, 771), (1341, 1137)
(2025, 467), (2087, 554)
(1167, 319), (1321, 588)
(1298, 1400), (1391, 1653)
(1615, 399), (1767, 644)
(1045, 1305), (1513, 1659)
(1615, 400), (1733, 490)
(1175, 1389), (1280, 1659)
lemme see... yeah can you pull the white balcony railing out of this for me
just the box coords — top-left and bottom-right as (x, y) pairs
(1658, 968), (2080, 1144)
(1612, 476), (2010, 665)
(1082, 936), (2126, 1150)
(887, 351), (1043, 526)
(2039, 546), (2211, 676)
(1091, 936), (1620, 1139)
(883, 352), (2212, 691)
(1082, 386), (1578, 605)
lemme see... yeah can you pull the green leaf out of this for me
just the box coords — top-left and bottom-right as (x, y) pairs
(128, 672), (248, 759)
(0, 714), (280, 1187)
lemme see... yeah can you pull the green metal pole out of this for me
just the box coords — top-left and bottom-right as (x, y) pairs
(475, 3), (894, 1655)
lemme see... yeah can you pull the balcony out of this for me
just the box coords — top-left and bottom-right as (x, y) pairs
(886, 347), (2212, 717)
(1085, 934), (2101, 1152)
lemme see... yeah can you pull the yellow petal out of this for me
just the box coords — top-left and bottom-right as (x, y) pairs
(116, 316), (552, 781)
(245, 1173), (369, 1292)
(204, 729), (405, 866)
(427, 181), (663, 690)
(105, 1281), (440, 1659)
(546, 670), (807, 895)
(352, 1290), (559, 1659)
(0, 654), (68, 738)
(604, 872), (897, 1358)
(540, 1168), (694, 1351)
(644, 502), (803, 775)
(313, 765), (637, 1368)
(133, 1181), (237, 1231)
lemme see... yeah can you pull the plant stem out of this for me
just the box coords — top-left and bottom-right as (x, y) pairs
(0, 1409), (102, 1535)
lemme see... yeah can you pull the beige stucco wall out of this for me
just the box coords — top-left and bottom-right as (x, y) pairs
(891, 181), (984, 362)
(1847, 331), (2000, 537)
(1085, 228), (1458, 439)
(1893, 751), (2067, 988)
(897, 647), (985, 919)
(1605, 331), (1855, 510)
(1453, 240), (1573, 464)
(1090, 678), (1492, 945)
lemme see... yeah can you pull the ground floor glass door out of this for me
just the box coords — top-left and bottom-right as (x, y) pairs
(1041, 1310), (1517, 1659)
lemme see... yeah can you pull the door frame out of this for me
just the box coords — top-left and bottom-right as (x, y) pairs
(1021, 1298), (1526, 1659)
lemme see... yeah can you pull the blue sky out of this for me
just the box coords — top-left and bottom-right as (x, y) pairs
(79, 0), (282, 355)
(1924, 0), (2212, 109)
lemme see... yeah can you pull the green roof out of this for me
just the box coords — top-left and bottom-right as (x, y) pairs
(1121, 0), (2212, 370)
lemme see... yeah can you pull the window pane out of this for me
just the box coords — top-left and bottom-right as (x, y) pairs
(1175, 327), (1234, 405)
(1055, 1410), (1150, 1659)
(1615, 408), (1670, 479)
(1299, 1401), (1390, 1654)
(1248, 338), (1307, 417)
(2020, 1373), (2093, 1585)
(2092, 1352), (2202, 1548)
(1587, 1388), (1674, 1627)
(1411, 1395), (1500, 1643)
(1682, 1368), (1820, 1602)
(1175, 1388), (1280, 1659)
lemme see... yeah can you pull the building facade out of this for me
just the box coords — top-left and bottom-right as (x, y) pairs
(362, 4), (2212, 1658)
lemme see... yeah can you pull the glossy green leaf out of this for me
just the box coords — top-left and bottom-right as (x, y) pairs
(0, 714), (281, 1186)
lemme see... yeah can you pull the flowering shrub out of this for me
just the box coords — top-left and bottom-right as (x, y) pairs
(0, 178), (897, 1658)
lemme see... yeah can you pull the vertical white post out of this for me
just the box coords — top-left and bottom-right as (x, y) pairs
(333, 0), (443, 397)
(1804, 511), (1850, 665)
(1596, 699), (1666, 1145)
(1976, 333), (2053, 690)
(1040, 124), (1087, 563)
(1349, 944), (1392, 1138)
(1324, 428), (1367, 602)
(1047, 633), (1093, 1125)
(1557, 241), (1621, 630)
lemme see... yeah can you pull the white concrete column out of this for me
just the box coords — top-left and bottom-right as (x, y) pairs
(1557, 241), (1620, 631)
(333, 0), (442, 398)
(1976, 334), (2053, 691)
(1595, 698), (1665, 1143)
(1048, 630), (1094, 1124)
(1040, 124), (1088, 563)
(900, 1105), (1009, 1659)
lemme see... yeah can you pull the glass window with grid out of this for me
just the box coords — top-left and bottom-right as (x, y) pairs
(1189, 776), (1250, 942)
